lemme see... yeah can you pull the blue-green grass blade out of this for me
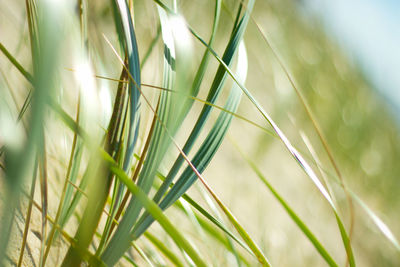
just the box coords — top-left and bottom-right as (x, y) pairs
(101, 6), (178, 265)
(132, 40), (247, 239)
(113, 0), (141, 172)
(236, 144), (339, 267)
(149, 168), (253, 257)
(105, 0), (142, 247)
(101, 152), (207, 267)
(149, 0), (251, 217)
(107, 0), (141, 227)
(189, 20), (356, 267)
(130, 40), (268, 264)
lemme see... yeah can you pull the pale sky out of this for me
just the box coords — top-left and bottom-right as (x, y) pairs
(304, 0), (400, 113)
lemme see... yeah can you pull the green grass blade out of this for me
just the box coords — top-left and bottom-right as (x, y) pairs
(113, 0), (141, 172)
(17, 157), (38, 267)
(42, 100), (81, 263)
(140, 25), (161, 68)
(144, 232), (185, 267)
(132, 39), (248, 238)
(149, 169), (253, 256)
(148, 0), (249, 222)
(0, 42), (33, 83)
(102, 152), (207, 267)
(236, 143), (339, 267)
(188, 21), (357, 266)
(351, 192), (400, 251)
(101, 6), (180, 264)
(0, 0), (62, 261)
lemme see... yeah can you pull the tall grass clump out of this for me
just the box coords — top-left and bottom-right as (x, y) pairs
(1, 0), (400, 266)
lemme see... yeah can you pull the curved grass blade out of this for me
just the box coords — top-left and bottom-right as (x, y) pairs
(151, 169), (253, 257)
(53, 86), (271, 266)
(0, 0), (62, 261)
(113, 0), (141, 173)
(132, 38), (271, 265)
(235, 142), (339, 266)
(252, 18), (357, 266)
(132, 40), (248, 238)
(106, 0), (142, 233)
(351, 192), (400, 252)
(101, 6), (179, 264)
(103, 0), (143, 250)
(149, 0), (249, 210)
(144, 232), (185, 267)
(102, 152), (207, 267)
(187, 20), (356, 267)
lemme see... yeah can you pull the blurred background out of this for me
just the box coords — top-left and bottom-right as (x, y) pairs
(1, 0), (399, 266)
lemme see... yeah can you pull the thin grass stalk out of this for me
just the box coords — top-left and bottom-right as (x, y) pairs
(251, 18), (356, 266)
(102, 153), (207, 267)
(234, 142), (339, 266)
(101, 33), (271, 265)
(42, 98), (81, 265)
(96, 66), (135, 254)
(144, 232), (184, 267)
(38, 139), (48, 267)
(144, 0), (222, 211)
(0, 0), (61, 261)
(61, 66), (130, 267)
(105, 103), (159, 243)
(0, 42), (33, 83)
(185, 21), (357, 265)
(131, 0), (253, 238)
(17, 157), (38, 267)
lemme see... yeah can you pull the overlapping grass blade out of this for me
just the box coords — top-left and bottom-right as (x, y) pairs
(54, 78), (272, 266)
(132, 40), (248, 238)
(113, 0), (141, 172)
(17, 158), (38, 267)
(151, 168), (253, 257)
(144, 232), (185, 267)
(102, 152), (207, 267)
(148, 0), (246, 210)
(252, 18), (357, 266)
(351, 191), (400, 251)
(236, 144), (339, 266)
(104, 0), (142, 238)
(0, 0), (62, 262)
(187, 17), (356, 266)
(43, 100), (83, 264)
(97, 64), (131, 254)
(101, 6), (179, 264)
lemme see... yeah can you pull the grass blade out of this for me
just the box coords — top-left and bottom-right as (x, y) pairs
(144, 232), (185, 267)
(235, 142), (339, 266)
(102, 152), (207, 267)
(0, 0), (62, 261)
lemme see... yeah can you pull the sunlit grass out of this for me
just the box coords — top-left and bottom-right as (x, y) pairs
(0, 0), (399, 266)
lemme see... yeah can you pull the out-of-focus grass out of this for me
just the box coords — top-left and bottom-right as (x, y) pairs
(0, 0), (399, 266)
